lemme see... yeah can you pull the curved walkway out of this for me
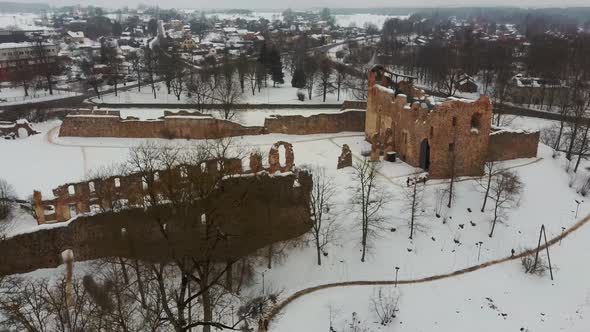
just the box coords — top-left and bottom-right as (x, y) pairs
(264, 212), (590, 331)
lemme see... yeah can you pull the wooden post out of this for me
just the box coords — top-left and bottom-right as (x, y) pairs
(542, 226), (554, 281)
(532, 225), (544, 269)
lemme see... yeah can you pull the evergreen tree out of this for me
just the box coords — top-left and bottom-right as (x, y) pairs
(291, 67), (306, 89)
(268, 46), (284, 86)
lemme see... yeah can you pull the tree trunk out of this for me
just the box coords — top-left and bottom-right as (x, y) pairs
(481, 173), (492, 212)
(489, 202), (499, 237)
(201, 279), (212, 332)
(316, 239), (322, 266)
(574, 122), (589, 172)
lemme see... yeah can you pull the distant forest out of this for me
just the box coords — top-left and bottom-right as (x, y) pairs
(330, 7), (590, 24)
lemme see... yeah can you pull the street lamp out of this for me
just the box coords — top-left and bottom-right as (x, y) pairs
(476, 241), (483, 261)
(575, 200), (584, 218)
(394, 266), (400, 287)
(559, 226), (566, 245)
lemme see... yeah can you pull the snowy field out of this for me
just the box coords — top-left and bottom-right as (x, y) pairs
(108, 107), (348, 127)
(203, 12), (409, 28)
(0, 12), (51, 31)
(95, 73), (352, 105)
(334, 14), (410, 28)
(0, 86), (80, 106)
(2, 110), (590, 331)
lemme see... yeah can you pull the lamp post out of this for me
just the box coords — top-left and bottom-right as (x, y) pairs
(394, 266), (400, 287)
(575, 200), (583, 218)
(476, 241), (483, 261)
(559, 226), (566, 245)
(261, 270), (265, 295)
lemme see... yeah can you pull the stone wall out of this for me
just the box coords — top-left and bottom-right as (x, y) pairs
(264, 110), (365, 135)
(2, 171), (313, 276)
(340, 100), (367, 110)
(488, 129), (540, 161)
(0, 119), (39, 138)
(367, 67), (493, 178)
(59, 109), (366, 139)
(59, 110), (265, 139)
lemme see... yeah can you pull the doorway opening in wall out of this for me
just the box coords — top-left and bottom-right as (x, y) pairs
(69, 204), (77, 219)
(419, 139), (430, 171)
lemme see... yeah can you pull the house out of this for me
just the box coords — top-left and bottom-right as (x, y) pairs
(65, 31), (84, 43)
(507, 73), (568, 106)
(0, 42), (60, 81)
(457, 74), (478, 93)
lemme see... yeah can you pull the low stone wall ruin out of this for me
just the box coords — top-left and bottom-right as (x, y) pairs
(488, 128), (540, 161)
(58, 109), (367, 139)
(2, 171), (312, 276)
(263, 110), (365, 135)
(0, 119), (39, 138)
(59, 110), (265, 139)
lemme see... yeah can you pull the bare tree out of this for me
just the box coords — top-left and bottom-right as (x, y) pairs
(404, 176), (425, 240)
(245, 61), (258, 96)
(303, 55), (319, 100)
(370, 287), (400, 326)
(305, 166), (338, 265)
(187, 70), (212, 111)
(170, 52), (186, 101)
(128, 50), (143, 92)
(334, 62), (347, 101)
(351, 158), (387, 262)
(0, 178), (15, 223)
(344, 66), (370, 101)
(142, 47), (159, 99)
(479, 160), (498, 212)
(32, 38), (61, 95)
(213, 74), (243, 121)
(316, 56), (333, 102)
(489, 171), (523, 238)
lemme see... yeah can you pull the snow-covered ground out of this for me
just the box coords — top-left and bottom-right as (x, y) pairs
(95, 72), (352, 105)
(110, 107), (348, 127)
(334, 14), (410, 28)
(0, 86), (80, 106)
(1, 109), (588, 331)
(0, 12), (52, 31)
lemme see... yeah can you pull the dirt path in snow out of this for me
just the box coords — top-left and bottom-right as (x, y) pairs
(264, 213), (590, 331)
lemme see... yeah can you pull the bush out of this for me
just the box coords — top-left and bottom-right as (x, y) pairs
(296, 90), (305, 101)
(370, 287), (400, 326)
(521, 255), (548, 276)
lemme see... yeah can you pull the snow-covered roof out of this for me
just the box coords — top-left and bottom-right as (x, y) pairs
(67, 31), (84, 38)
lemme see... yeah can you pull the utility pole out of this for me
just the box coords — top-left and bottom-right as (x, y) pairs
(394, 266), (400, 287)
(533, 224), (554, 281)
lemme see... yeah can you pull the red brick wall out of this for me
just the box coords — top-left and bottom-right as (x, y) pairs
(264, 110), (365, 135)
(367, 69), (494, 178)
(488, 130), (540, 161)
(59, 111), (264, 139)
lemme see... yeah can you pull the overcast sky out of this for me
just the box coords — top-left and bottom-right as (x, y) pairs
(19, 0), (590, 10)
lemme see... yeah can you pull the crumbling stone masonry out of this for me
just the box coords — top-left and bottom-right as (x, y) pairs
(59, 110), (265, 139)
(4, 170), (313, 276)
(33, 142), (297, 224)
(337, 144), (353, 169)
(263, 110), (365, 135)
(59, 109), (366, 139)
(268, 141), (294, 173)
(0, 119), (39, 138)
(367, 66), (539, 179)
